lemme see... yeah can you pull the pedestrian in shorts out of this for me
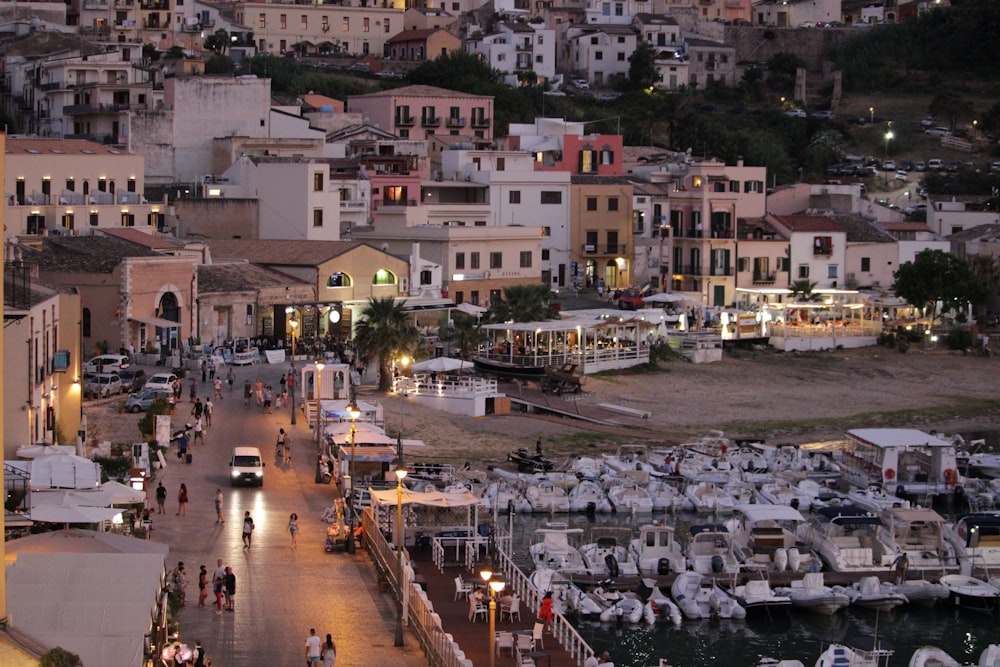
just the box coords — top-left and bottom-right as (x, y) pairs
(223, 566), (236, 611)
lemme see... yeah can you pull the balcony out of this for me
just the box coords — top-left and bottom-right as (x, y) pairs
(339, 200), (366, 210)
(708, 266), (733, 277)
(580, 243), (627, 255)
(84, 0), (110, 8)
(115, 0), (135, 5)
(752, 273), (776, 284)
(813, 244), (833, 256)
(420, 115), (440, 127)
(376, 199), (417, 208)
(471, 116), (490, 128)
(678, 264), (703, 276)
(446, 116), (466, 128)
(138, 0), (169, 9)
(395, 115), (415, 127)
(41, 81), (65, 91)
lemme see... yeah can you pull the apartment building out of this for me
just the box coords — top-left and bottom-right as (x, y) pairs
(565, 24), (638, 84)
(570, 175), (635, 290)
(466, 22), (557, 85)
(347, 85), (494, 143)
(768, 214), (847, 290)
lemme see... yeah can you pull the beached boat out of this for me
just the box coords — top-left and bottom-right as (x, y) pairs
(732, 578), (791, 615)
(472, 355), (545, 378)
(607, 481), (654, 513)
(671, 571), (746, 620)
(727, 504), (816, 573)
(507, 448), (554, 473)
(579, 529), (639, 577)
(567, 479), (612, 513)
(686, 524), (742, 574)
(878, 507), (958, 575)
(685, 481), (738, 514)
(773, 572), (851, 616)
(602, 444), (657, 475)
(524, 479), (571, 513)
(797, 506), (896, 573)
(835, 575), (908, 613)
(939, 574), (1000, 612)
(629, 523), (687, 576)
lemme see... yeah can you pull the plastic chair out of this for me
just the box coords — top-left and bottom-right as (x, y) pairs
(532, 621), (545, 649)
(469, 597), (487, 623)
(500, 595), (521, 622)
(454, 576), (473, 601)
(515, 632), (535, 656)
(495, 631), (515, 657)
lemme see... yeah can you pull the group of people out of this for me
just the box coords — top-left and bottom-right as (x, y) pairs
(207, 558), (237, 614)
(305, 628), (337, 666)
(244, 377), (284, 413)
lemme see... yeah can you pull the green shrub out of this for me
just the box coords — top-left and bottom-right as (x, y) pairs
(41, 647), (82, 667)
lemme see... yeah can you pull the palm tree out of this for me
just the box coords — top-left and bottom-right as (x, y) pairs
(789, 279), (819, 302)
(438, 313), (486, 359)
(489, 284), (559, 323)
(352, 297), (420, 392)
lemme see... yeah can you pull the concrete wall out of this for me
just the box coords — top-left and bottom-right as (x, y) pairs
(174, 198), (260, 240)
(722, 26), (855, 72)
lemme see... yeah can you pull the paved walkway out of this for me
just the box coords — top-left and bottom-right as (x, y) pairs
(143, 358), (429, 667)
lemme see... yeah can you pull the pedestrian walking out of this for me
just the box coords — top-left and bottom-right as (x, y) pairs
(193, 641), (206, 667)
(155, 482), (167, 514)
(537, 591), (554, 633)
(201, 359), (207, 383)
(204, 397), (213, 427)
(189, 378), (197, 403)
(287, 512), (299, 548)
(242, 511), (255, 549)
(227, 367), (235, 392)
(177, 431), (190, 461)
(243, 380), (252, 406)
(214, 489), (225, 524)
(173, 378), (182, 401)
(171, 561), (188, 606)
(212, 559), (226, 615)
(191, 397), (204, 420)
(192, 417), (205, 445)
(177, 484), (189, 515)
(208, 358), (216, 381)
(262, 386), (272, 414)
(306, 629), (322, 664)
(198, 565), (209, 608)
(223, 566), (236, 611)
(214, 378), (223, 401)
(322, 634), (337, 667)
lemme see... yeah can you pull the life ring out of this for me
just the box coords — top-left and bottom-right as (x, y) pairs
(884, 468), (896, 481)
(944, 469), (958, 487)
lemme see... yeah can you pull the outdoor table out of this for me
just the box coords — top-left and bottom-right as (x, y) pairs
(527, 650), (551, 667)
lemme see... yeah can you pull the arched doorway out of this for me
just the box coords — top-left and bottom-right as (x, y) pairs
(157, 292), (180, 350)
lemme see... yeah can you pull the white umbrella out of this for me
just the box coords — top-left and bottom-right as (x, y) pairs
(95, 480), (147, 505)
(29, 504), (124, 524)
(454, 302), (487, 316)
(643, 292), (691, 304)
(410, 357), (469, 373)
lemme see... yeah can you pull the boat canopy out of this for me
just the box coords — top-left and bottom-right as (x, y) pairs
(815, 506), (882, 525)
(734, 504), (807, 523)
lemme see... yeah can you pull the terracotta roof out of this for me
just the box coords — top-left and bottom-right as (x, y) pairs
(98, 228), (185, 250)
(31, 236), (161, 274)
(6, 136), (136, 157)
(771, 214), (844, 233)
(198, 263), (309, 294)
(348, 85), (491, 100)
(881, 221), (933, 232)
(386, 28), (447, 42)
(206, 239), (365, 265)
(300, 94), (344, 110)
(825, 213), (895, 243)
(946, 223), (1000, 242)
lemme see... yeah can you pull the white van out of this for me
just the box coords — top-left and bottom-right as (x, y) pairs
(229, 447), (265, 487)
(84, 354), (130, 374)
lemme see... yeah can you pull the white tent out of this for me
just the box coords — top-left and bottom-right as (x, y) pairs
(409, 357), (470, 373)
(370, 487), (479, 507)
(29, 504), (124, 524)
(643, 292), (693, 304)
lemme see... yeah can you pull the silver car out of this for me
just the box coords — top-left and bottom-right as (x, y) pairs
(84, 373), (123, 398)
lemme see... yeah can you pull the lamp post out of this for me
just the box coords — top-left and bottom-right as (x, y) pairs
(884, 127), (894, 185)
(869, 106), (874, 124)
(314, 360), (325, 454)
(479, 568), (506, 667)
(345, 401), (360, 554)
(394, 467), (408, 647)
(288, 314), (298, 425)
(396, 355), (410, 468)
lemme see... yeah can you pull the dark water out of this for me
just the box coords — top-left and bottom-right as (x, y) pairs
(505, 430), (1000, 667)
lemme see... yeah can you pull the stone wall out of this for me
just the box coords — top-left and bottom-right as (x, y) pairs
(173, 198), (259, 240)
(723, 26), (856, 71)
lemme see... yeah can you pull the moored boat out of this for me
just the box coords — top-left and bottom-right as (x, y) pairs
(670, 570), (747, 620)
(773, 572), (851, 616)
(835, 575), (908, 613)
(939, 574), (1000, 612)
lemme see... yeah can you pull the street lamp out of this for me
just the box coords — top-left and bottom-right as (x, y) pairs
(884, 127), (894, 185)
(288, 313), (298, 425)
(393, 467), (407, 647)
(345, 400), (360, 554)
(869, 106), (874, 124)
(479, 568), (506, 667)
(396, 355), (410, 467)
(314, 360), (325, 454)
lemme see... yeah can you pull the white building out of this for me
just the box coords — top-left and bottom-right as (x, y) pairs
(768, 214), (847, 290)
(565, 24), (638, 85)
(584, 0), (650, 25)
(466, 21), (557, 85)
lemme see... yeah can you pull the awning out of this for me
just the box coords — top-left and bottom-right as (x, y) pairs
(370, 487), (479, 507)
(130, 315), (180, 329)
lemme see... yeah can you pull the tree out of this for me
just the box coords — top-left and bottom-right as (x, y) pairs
(929, 89), (973, 132)
(352, 297), (420, 392)
(204, 28), (231, 54)
(164, 46), (186, 60)
(488, 284), (559, 323)
(41, 648), (82, 667)
(789, 279), (819, 301)
(965, 254), (1000, 320)
(438, 313), (486, 359)
(893, 249), (969, 324)
(625, 42), (658, 91)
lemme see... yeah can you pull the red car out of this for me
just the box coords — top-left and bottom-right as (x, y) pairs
(618, 288), (645, 310)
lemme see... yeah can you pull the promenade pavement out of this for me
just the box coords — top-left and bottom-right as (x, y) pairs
(142, 359), (430, 667)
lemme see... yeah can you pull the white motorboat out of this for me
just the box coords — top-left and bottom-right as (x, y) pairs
(529, 526), (588, 573)
(727, 504), (817, 573)
(939, 574), (1000, 612)
(732, 578), (791, 615)
(598, 592), (652, 624)
(525, 479), (571, 512)
(635, 577), (682, 626)
(686, 524), (742, 574)
(943, 512), (1000, 577)
(646, 478), (692, 512)
(978, 645), (1000, 666)
(757, 479), (814, 511)
(848, 483), (911, 514)
(685, 481), (738, 514)
(629, 523), (686, 576)
(602, 444), (656, 475)
(567, 479), (612, 513)
(765, 443), (843, 482)
(670, 570), (746, 620)
(908, 646), (964, 667)
(606, 482), (654, 513)
(816, 643), (894, 667)
(579, 530), (639, 578)
(478, 480), (532, 514)
(773, 572), (851, 616)
(677, 451), (736, 484)
(835, 575), (908, 613)
(567, 455), (603, 480)
(885, 580), (949, 608)
(878, 507), (959, 575)
(727, 445), (774, 485)
(797, 506), (895, 573)
(967, 453), (1000, 479)
(528, 568), (600, 616)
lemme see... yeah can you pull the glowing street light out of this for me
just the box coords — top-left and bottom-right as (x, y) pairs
(869, 106), (874, 124)
(287, 312), (298, 425)
(479, 568), (506, 667)
(345, 400), (360, 554)
(394, 467), (408, 647)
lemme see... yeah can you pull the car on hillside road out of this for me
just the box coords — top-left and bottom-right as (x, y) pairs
(903, 203), (927, 216)
(924, 126), (951, 137)
(895, 170), (909, 182)
(920, 117), (935, 128)
(811, 110), (835, 120)
(882, 160), (897, 171)
(914, 161), (927, 172)
(927, 159), (943, 170)
(785, 108), (807, 118)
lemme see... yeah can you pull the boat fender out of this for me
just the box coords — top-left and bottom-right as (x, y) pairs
(657, 558), (672, 576)
(885, 468), (896, 481)
(605, 554), (621, 578)
(944, 468), (958, 487)
(774, 548), (788, 572)
(711, 554), (725, 573)
(788, 547), (801, 572)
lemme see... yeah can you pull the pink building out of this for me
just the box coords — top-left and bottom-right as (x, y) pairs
(507, 118), (624, 176)
(347, 84), (494, 143)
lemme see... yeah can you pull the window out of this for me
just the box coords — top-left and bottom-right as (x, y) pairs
(455, 252), (465, 269)
(744, 180), (764, 193)
(600, 148), (614, 165)
(509, 191), (521, 204)
(279, 14), (286, 29)
(737, 257), (749, 272)
(608, 197), (619, 211)
(372, 269), (396, 285)
(258, 13), (266, 28)
(313, 172), (324, 191)
(798, 265), (810, 279)
(471, 290), (480, 305)
(89, 211), (98, 226)
(384, 18), (390, 32)
(540, 191), (562, 204)
(490, 252), (503, 269)
(497, 157), (505, 171)
(541, 249), (550, 261)
(127, 178), (136, 192)
(313, 209), (324, 227)
(363, 17), (369, 32)
(520, 251), (532, 268)
(778, 257), (789, 272)
(813, 236), (833, 255)
(617, 53), (626, 61)
(470, 252), (480, 269)
(66, 178), (75, 192)
(595, 51), (603, 60)
(327, 272), (352, 287)
(301, 15), (307, 29)
(861, 257), (871, 272)
(730, 180), (739, 192)
(828, 265), (838, 279)
(420, 270), (432, 285)
(713, 181), (726, 192)
(579, 148), (597, 173)
(587, 197), (598, 211)
(121, 212), (134, 226)
(542, 226), (551, 237)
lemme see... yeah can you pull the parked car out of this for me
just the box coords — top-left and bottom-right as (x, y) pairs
(920, 116), (935, 128)
(945, 160), (961, 172)
(810, 110), (835, 119)
(899, 160), (913, 171)
(83, 354), (130, 374)
(117, 368), (148, 394)
(990, 161), (1000, 173)
(895, 170), (909, 182)
(84, 373), (123, 398)
(618, 288), (645, 310)
(924, 126), (950, 137)
(785, 108), (807, 118)
(903, 203), (928, 216)
(914, 161), (927, 172)
(882, 160), (897, 171)
(927, 159), (943, 170)
(125, 388), (175, 413)
(144, 373), (179, 392)
(571, 78), (589, 90)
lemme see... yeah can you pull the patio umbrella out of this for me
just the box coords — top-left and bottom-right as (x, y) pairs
(29, 504), (123, 525)
(643, 292), (691, 304)
(410, 357), (469, 373)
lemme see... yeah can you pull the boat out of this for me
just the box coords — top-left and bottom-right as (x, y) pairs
(686, 524), (742, 574)
(597, 592), (650, 624)
(838, 428), (961, 499)
(908, 646), (964, 667)
(885, 579), (950, 608)
(607, 481), (654, 513)
(507, 448), (554, 473)
(528, 568), (602, 616)
(938, 574), (1000, 612)
(773, 572), (851, 616)
(629, 523), (687, 576)
(524, 479), (571, 512)
(472, 355), (545, 378)
(797, 506), (896, 573)
(848, 483), (912, 514)
(816, 643), (894, 667)
(878, 507), (959, 575)
(727, 504), (817, 573)
(765, 443), (843, 482)
(966, 452), (1000, 479)
(943, 512), (1000, 577)
(602, 444), (657, 475)
(978, 645), (1000, 666)
(646, 478), (693, 512)
(635, 577), (683, 626)
(757, 479), (815, 511)
(727, 445), (774, 486)
(567, 479), (612, 513)
(567, 456), (603, 480)
(677, 450), (736, 484)
(579, 530), (639, 578)
(685, 481), (738, 514)
(529, 526), (588, 573)
(670, 570), (747, 620)
(732, 578), (791, 615)
(478, 480), (532, 514)
(835, 575), (909, 612)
